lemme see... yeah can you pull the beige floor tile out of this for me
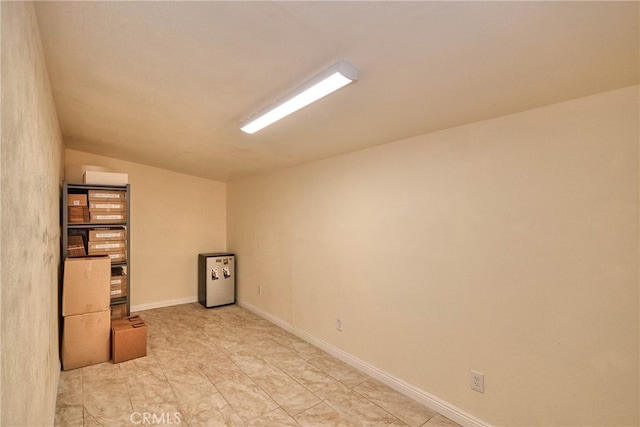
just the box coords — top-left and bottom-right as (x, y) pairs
(281, 336), (328, 359)
(83, 394), (134, 427)
(387, 419), (411, 426)
(200, 357), (247, 385)
(251, 366), (306, 404)
(246, 407), (299, 426)
(294, 401), (351, 426)
(215, 376), (279, 422)
(306, 353), (370, 388)
(424, 414), (462, 426)
(316, 381), (397, 426)
(81, 361), (124, 389)
(56, 370), (83, 406)
(353, 379), (436, 427)
(228, 351), (275, 378)
(126, 372), (181, 415)
(118, 351), (165, 380)
(180, 392), (245, 426)
(82, 407), (104, 427)
(163, 365), (219, 407)
(55, 303), (465, 427)
(54, 404), (83, 427)
(280, 389), (322, 416)
(277, 356), (336, 392)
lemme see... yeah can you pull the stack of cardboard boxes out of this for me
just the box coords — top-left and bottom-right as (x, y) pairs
(61, 256), (148, 369)
(61, 257), (111, 370)
(110, 266), (127, 301)
(88, 189), (127, 223)
(67, 194), (89, 223)
(87, 227), (128, 318)
(88, 228), (127, 264)
(62, 186), (147, 369)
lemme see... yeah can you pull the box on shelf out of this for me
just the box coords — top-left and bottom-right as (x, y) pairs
(89, 211), (127, 224)
(88, 190), (126, 201)
(67, 235), (86, 257)
(89, 240), (126, 255)
(110, 274), (127, 300)
(111, 315), (147, 364)
(68, 206), (89, 223)
(61, 309), (111, 370)
(89, 228), (127, 242)
(67, 194), (88, 207)
(62, 256), (111, 316)
(105, 251), (127, 263)
(84, 170), (129, 186)
(89, 200), (126, 211)
(111, 303), (127, 319)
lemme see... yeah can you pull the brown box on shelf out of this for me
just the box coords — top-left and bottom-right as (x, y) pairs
(105, 250), (127, 263)
(88, 240), (126, 255)
(62, 256), (111, 316)
(88, 190), (126, 201)
(67, 235), (86, 257)
(89, 228), (127, 241)
(67, 194), (88, 207)
(89, 211), (127, 224)
(110, 274), (127, 300)
(61, 309), (111, 370)
(111, 315), (147, 364)
(89, 200), (126, 211)
(111, 303), (127, 319)
(68, 206), (89, 223)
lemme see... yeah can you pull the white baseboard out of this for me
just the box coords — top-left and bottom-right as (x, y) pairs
(237, 298), (490, 427)
(131, 296), (198, 313)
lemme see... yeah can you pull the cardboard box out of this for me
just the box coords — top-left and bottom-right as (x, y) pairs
(68, 206), (89, 223)
(88, 190), (126, 201)
(112, 316), (147, 363)
(89, 228), (127, 241)
(89, 211), (127, 224)
(89, 240), (126, 255)
(84, 170), (129, 186)
(67, 194), (88, 207)
(110, 274), (127, 300)
(62, 310), (111, 370)
(67, 235), (86, 257)
(105, 250), (127, 263)
(89, 200), (126, 211)
(62, 257), (111, 316)
(111, 303), (127, 319)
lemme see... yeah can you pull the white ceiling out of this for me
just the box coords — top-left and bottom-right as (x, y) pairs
(35, 1), (639, 182)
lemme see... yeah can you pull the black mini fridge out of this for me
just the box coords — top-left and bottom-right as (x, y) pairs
(198, 253), (235, 308)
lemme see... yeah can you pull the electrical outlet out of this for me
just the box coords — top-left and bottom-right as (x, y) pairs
(470, 370), (484, 393)
(336, 317), (342, 331)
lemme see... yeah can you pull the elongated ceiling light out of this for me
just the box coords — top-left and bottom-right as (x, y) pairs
(240, 60), (358, 134)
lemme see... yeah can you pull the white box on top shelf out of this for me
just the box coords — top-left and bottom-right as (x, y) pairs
(83, 170), (129, 185)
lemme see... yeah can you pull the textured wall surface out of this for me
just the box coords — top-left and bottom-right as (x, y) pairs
(228, 87), (639, 426)
(1, 2), (64, 425)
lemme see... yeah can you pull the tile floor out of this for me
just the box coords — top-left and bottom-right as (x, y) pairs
(55, 303), (460, 426)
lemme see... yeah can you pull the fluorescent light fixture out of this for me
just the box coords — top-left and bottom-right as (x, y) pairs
(240, 60), (358, 134)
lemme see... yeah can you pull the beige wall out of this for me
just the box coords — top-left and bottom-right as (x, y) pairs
(228, 86), (639, 426)
(65, 150), (226, 309)
(1, 2), (64, 425)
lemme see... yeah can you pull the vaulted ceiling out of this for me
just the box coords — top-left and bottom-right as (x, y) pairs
(35, 2), (639, 182)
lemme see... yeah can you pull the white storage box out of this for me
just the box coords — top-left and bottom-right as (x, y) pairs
(83, 170), (129, 185)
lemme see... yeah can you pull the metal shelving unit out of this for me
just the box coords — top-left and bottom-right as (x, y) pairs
(62, 181), (131, 316)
